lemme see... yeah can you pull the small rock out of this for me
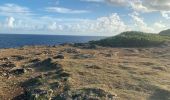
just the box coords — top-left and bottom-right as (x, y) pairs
(54, 54), (64, 59)
(10, 68), (27, 75)
(63, 48), (80, 54)
(0, 62), (16, 68)
(0, 57), (10, 61)
(72, 88), (117, 100)
(105, 53), (112, 57)
(11, 55), (25, 61)
(1, 72), (7, 76)
(27, 89), (53, 100)
(29, 58), (40, 63)
(59, 72), (70, 77)
(26, 68), (34, 72)
(85, 64), (101, 69)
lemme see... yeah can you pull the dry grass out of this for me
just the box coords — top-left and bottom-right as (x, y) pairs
(0, 45), (170, 100)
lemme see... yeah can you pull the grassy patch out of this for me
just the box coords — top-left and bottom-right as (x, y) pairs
(90, 31), (170, 47)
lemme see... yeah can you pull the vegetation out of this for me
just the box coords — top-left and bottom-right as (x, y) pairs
(90, 31), (170, 47)
(159, 29), (170, 36)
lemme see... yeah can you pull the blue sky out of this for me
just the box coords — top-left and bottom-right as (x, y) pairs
(0, 0), (170, 36)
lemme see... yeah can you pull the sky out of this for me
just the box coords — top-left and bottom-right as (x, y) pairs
(0, 0), (170, 36)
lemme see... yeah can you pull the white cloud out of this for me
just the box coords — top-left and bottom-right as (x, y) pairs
(81, 0), (104, 2)
(129, 12), (154, 32)
(106, 0), (128, 6)
(161, 11), (170, 19)
(129, 12), (168, 33)
(0, 3), (31, 16)
(82, 0), (127, 5)
(153, 22), (166, 29)
(45, 7), (89, 14)
(143, 0), (170, 12)
(1, 2), (169, 35)
(130, 0), (150, 12)
(6, 17), (15, 28)
(48, 22), (64, 31)
(50, 13), (129, 35)
(129, 0), (170, 19)
(1, 13), (129, 36)
(104, 0), (170, 12)
(84, 0), (170, 19)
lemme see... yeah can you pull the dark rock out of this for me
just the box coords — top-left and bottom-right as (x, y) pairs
(11, 55), (25, 61)
(50, 82), (61, 89)
(10, 68), (27, 75)
(59, 72), (70, 77)
(26, 89), (53, 100)
(54, 91), (72, 100)
(22, 77), (44, 87)
(54, 88), (117, 100)
(56, 68), (64, 74)
(105, 53), (112, 57)
(29, 58), (41, 63)
(25, 68), (34, 72)
(33, 58), (60, 71)
(0, 57), (10, 61)
(54, 54), (64, 59)
(41, 58), (53, 66)
(0, 62), (16, 68)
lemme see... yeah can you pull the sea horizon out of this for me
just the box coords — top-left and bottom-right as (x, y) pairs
(0, 33), (108, 37)
(0, 34), (105, 49)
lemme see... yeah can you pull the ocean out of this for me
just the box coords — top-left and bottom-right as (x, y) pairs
(0, 34), (105, 48)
